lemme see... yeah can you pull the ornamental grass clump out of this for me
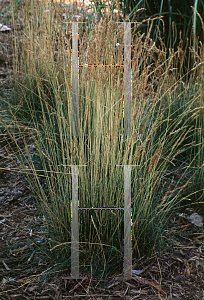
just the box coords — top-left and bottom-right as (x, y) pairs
(1, 0), (204, 281)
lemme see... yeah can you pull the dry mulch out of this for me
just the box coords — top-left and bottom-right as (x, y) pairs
(0, 146), (204, 300)
(1, 1), (204, 299)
